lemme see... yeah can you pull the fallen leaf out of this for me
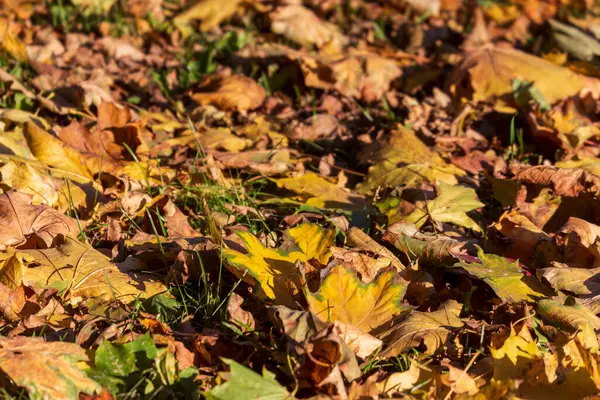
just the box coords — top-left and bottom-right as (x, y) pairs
(383, 222), (467, 266)
(406, 182), (484, 232)
(270, 4), (347, 49)
(222, 223), (334, 306)
(0, 192), (79, 249)
(0, 236), (166, 304)
(509, 165), (600, 197)
(451, 46), (600, 104)
(537, 297), (600, 332)
(332, 319), (382, 358)
(174, 0), (245, 33)
(381, 300), (464, 357)
(0, 336), (102, 400)
(308, 264), (410, 332)
(205, 358), (292, 400)
(451, 247), (550, 303)
(274, 172), (366, 210)
(538, 264), (600, 297)
(24, 120), (92, 182)
(377, 360), (421, 394)
(227, 292), (255, 331)
(192, 74), (266, 112)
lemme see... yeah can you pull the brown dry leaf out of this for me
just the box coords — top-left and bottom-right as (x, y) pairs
(58, 102), (145, 162)
(559, 217), (600, 268)
(0, 336), (102, 400)
(509, 165), (600, 197)
(269, 4), (347, 49)
(191, 74), (266, 111)
(382, 300), (464, 357)
(162, 199), (202, 238)
(493, 210), (551, 260)
(307, 50), (402, 101)
(98, 37), (145, 61)
(227, 292), (255, 331)
(451, 46), (600, 105)
(332, 320), (382, 358)
(196, 127), (253, 153)
(0, 192), (79, 250)
(329, 247), (392, 283)
(0, 236), (166, 304)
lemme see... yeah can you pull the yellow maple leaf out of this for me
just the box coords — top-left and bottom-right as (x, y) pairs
(222, 223), (335, 306)
(308, 264), (410, 332)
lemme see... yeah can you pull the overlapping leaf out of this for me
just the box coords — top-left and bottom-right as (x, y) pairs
(222, 223), (334, 306)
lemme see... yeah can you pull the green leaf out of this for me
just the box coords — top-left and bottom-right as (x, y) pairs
(205, 358), (293, 400)
(94, 333), (158, 377)
(406, 182), (484, 232)
(451, 247), (551, 303)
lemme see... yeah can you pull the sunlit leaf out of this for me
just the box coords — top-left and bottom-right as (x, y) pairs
(308, 265), (410, 332)
(222, 223), (334, 306)
(451, 247), (550, 303)
(406, 182), (484, 232)
(205, 358), (292, 400)
(0, 336), (102, 400)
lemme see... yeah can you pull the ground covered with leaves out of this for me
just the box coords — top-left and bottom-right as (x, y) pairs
(4, 0), (600, 399)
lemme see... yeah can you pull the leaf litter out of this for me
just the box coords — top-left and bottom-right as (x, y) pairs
(5, 0), (600, 399)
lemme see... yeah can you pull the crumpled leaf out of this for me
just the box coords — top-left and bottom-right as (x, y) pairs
(537, 297), (600, 332)
(174, 0), (245, 33)
(0, 192), (79, 249)
(57, 101), (145, 161)
(451, 247), (550, 303)
(308, 264), (410, 332)
(509, 165), (600, 197)
(269, 305), (362, 380)
(406, 182), (484, 232)
(382, 222), (468, 266)
(0, 236), (166, 304)
(191, 74), (266, 111)
(222, 223), (334, 306)
(270, 4), (347, 49)
(0, 336), (102, 400)
(205, 358), (293, 400)
(493, 210), (551, 261)
(538, 264), (600, 297)
(381, 300), (464, 357)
